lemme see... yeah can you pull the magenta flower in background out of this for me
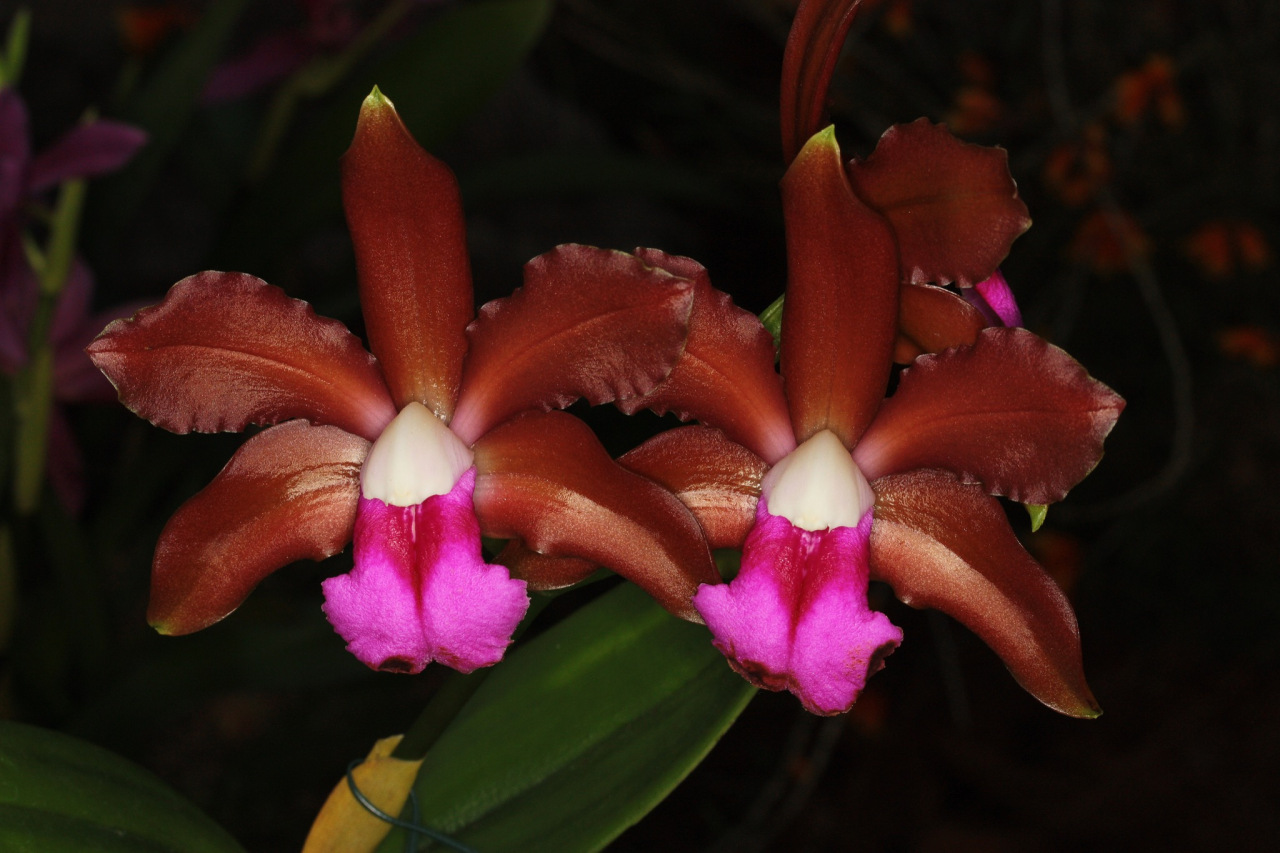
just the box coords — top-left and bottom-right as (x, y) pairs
(88, 90), (718, 674)
(0, 85), (147, 512)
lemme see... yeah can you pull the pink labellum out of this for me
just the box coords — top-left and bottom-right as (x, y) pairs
(854, 327), (1126, 504)
(619, 249), (795, 465)
(619, 425), (768, 550)
(781, 127), (899, 449)
(894, 282), (986, 363)
(846, 119), (1031, 287)
(870, 469), (1100, 717)
(473, 410), (718, 621)
(87, 271), (396, 441)
(451, 245), (695, 444)
(322, 469), (529, 674)
(341, 89), (473, 419)
(150, 421), (367, 635)
(694, 500), (901, 715)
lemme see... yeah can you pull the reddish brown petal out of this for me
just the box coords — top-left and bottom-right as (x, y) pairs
(450, 245), (695, 444)
(620, 426), (768, 550)
(618, 249), (795, 465)
(780, 0), (868, 164)
(846, 119), (1031, 287)
(472, 411), (718, 621)
(87, 271), (395, 440)
(854, 328), (1125, 504)
(149, 421), (368, 635)
(495, 541), (597, 592)
(781, 127), (899, 449)
(894, 282), (987, 363)
(870, 469), (1100, 717)
(341, 89), (473, 418)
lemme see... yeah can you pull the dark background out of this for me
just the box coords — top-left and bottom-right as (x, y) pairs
(4, 0), (1277, 850)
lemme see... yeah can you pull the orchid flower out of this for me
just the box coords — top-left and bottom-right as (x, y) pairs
(0, 85), (148, 511)
(512, 127), (1123, 717)
(781, 0), (1035, 363)
(88, 89), (719, 674)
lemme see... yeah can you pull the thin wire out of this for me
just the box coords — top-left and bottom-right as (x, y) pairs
(345, 760), (478, 853)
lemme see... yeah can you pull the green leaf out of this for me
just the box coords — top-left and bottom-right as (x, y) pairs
(1026, 502), (1048, 532)
(0, 721), (245, 853)
(215, 0), (553, 274)
(380, 583), (754, 853)
(759, 293), (784, 355)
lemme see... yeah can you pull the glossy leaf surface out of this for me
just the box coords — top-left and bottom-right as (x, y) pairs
(472, 411), (717, 621)
(846, 119), (1031, 287)
(87, 271), (395, 441)
(342, 89), (473, 418)
(780, 127), (898, 449)
(451, 246), (695, 444)
(854, 328), (1125, 504)
(870, 470), (1100, 717)
(150, 421), (367, 635)
(0, 721), (244, 853)
(376, 582), (756, 853)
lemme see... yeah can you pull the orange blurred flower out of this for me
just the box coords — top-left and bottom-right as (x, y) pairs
(1043, 124), (1112, 207)
(1069, 209), (1151, 274)
(1185, 220), (1273, 280)
(1218, 326), (1279, 369)
(1114, 54), (1185, 128)
(116, 3), (195, 56)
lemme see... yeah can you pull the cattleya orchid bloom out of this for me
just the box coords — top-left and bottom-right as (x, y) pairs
(781, 0), (1034, 363)
(522, 126), (1123, 717)
(88, 89), (719, 674)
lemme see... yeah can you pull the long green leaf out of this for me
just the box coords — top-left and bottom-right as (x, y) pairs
(0, 721), (244, 853)
(379, 583), (755, 853)
(215, 0), (552, 274)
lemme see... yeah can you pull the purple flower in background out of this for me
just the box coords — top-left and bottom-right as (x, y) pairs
(0, 86), (147, 511)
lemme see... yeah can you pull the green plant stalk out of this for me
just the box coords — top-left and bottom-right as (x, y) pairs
(12, 178), (86, 514)
(0, 8), (31, 87)
(245, 0), (415, 182)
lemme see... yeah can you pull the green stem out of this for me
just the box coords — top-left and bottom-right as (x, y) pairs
(12, 178), (86, 515)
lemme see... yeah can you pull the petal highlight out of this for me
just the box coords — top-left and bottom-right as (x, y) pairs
(322, 469), (529, 674)
(854, 327), (1126, 504)
(693, 501), (901, 715)
(473, 410), (718, 621)
(780, 127), (899, 449)
(341, 88), (473, 418)
(87, 271), (396, 440)
(870, 469), (1099, 717)
(451, 245), (695, 444)
(149, 421), (367, 635)
(619, 249), (795, 465)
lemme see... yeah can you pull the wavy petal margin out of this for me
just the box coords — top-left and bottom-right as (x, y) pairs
(149, 421), (367, 635)
(894, 282), (987, 363)
(341, 88), (473, 419)
(846, 119), (1031, 287)
(450, 245), (695, 444)
(619, 426), (767, 550)
(87, 272), (396, 441)
(781, 127), (899, 449)
(472, 410), (718, 621)
(870, 469), (1100, 717)
(855, 328), (1125, 504)
(780, 0), (867, 164)
(618, 249), (795, 464)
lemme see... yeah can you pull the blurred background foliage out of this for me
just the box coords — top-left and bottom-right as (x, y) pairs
(1, 0), (1277, 849)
